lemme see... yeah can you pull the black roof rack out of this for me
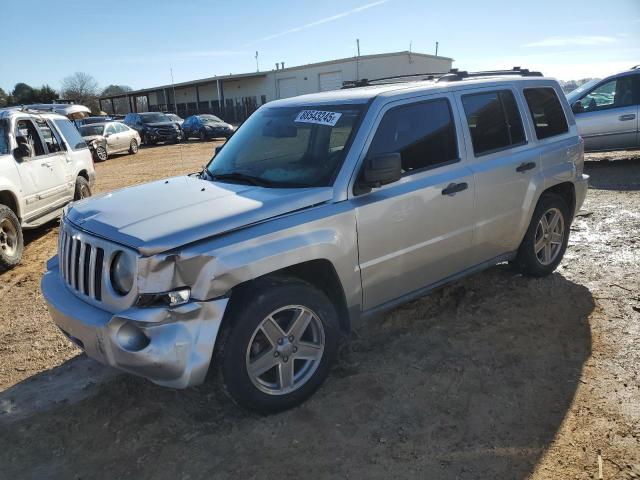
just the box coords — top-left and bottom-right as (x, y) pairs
(342, 66), (543, 89)
(437, 67), (543, 82)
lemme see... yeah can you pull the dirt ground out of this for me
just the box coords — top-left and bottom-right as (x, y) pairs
(0, 143), (638, 479)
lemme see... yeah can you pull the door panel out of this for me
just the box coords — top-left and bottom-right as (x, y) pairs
(355, 166), (475, 309)
(353, 95), (474, 311)
(15, 118), (70, 217)
(576, 105), (638, 151)
(456, 87), (538, 262)
(469, 148), (540, 260)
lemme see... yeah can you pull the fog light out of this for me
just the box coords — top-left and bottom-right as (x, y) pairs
(116, 323), (150, 352)
(136, 288), (191, 308)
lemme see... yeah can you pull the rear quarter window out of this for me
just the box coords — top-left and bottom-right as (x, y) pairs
(52, 119), (88, 151)
(523, 87), (569, 140)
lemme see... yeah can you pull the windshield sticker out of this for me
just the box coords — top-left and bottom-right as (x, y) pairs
(294, 110), (342, 127)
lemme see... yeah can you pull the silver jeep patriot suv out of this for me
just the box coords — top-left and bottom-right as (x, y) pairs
(0, 107), (95, 269)
(42, 68), (588, 413)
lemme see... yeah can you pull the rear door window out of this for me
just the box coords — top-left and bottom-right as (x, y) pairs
(462, 90), (526, 156)
(35, 119), (63, 154)
(367, 98), (459, 174)
(523, 87), (569, 140)
(52, 119), (89, 151)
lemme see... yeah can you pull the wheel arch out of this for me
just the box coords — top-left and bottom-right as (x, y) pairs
(77, 169), (90, 181)
(542, 181), (576, 218)
(228, 259), (352, 334)
(0, 189), (21, 221)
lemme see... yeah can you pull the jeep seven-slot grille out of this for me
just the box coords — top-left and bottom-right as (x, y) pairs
(58, 229), (104, 300)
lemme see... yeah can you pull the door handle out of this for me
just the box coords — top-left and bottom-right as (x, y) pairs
(516, 161), (536, 173)
(619, 114), (636, 121)
(441, 182), (468, 196)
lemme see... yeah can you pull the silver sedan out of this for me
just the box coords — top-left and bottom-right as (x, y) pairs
(78, 121), (142, 162)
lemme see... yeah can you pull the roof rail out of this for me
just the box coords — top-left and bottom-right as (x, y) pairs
(436, 66), (543, 82)
(342, 72), (449, 88)
(342, 66), (543, 89)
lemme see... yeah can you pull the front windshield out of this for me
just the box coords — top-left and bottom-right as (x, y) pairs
(206, 105), (363, 188)
(166, 114), (181, 121)
(141, 113), (170, 124)
(79, 124), (105, 136)
(199, 115), (224, 124)
(566, 78), (600, 104)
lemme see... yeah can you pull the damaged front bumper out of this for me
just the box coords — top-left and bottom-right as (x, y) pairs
(41, 258), (228, 389)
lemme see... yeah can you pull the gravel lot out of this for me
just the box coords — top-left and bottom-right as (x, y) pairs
(0, 143), (638, 479)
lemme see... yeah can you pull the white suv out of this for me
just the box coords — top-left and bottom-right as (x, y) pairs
(0, 108), (96, 269)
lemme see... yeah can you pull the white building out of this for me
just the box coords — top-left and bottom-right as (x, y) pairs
(99, 51), (453, 123)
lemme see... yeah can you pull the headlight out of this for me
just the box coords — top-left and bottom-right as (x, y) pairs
(136, 288), (191, 308)
(110, 251), (135, 295)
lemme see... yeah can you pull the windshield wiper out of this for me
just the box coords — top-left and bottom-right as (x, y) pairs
(209, 172), (276, 187)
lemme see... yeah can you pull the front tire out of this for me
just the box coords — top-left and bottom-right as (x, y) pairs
(199, 129), (208, 141)
(129, 139), (138, 154)
(0, 205), (23, 270)
(74, 176), (92, 201)
(95, 145), (108, 162)
(512, 192), (570, 277)
(217, 277), (339, 414)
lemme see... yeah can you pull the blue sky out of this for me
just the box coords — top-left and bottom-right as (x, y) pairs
(1, 0), (639, 93)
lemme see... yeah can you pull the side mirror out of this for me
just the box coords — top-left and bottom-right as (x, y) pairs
(571, 102), (584, 114)
(362, 152), (402, 188)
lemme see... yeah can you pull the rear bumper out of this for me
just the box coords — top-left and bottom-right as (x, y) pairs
(574, 173), (589, 214)
(41, 259), (228, 389)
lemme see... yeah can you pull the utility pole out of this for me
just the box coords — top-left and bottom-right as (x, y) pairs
(356, 38), (360, 81)
(170, 67), (177, 113)
(255, 51), (259, 72)
(435, 41), (439, 56)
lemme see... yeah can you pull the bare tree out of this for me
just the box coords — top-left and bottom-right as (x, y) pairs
(102, 84), (132, 96)
(60, 72), (100, 111)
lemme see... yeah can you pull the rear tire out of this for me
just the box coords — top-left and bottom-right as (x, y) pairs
(216, 276), (339, 414)
(74, 176), (91, 201)
(128, 139), (138, 154)
(512, 192), (570, 277)
(199, 130), (207, 141)
(0, 205), (23, 270)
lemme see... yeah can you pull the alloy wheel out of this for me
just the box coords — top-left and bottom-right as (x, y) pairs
(96, 146), (107, 161)
(245, 305), (325, 396)
(0, 218), (18, 257)
(534, 207), (565, 265)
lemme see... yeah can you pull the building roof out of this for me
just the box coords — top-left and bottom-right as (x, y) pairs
(100, 51), (454, 100)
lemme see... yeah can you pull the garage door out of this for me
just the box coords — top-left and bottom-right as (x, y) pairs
(278, 77), (297, 99)
(319, 71), (343, 92)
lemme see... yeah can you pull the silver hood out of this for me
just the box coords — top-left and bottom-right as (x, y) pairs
(66, 176), (333, 255)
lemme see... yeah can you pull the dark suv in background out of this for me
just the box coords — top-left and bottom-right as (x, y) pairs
(123, 112), (181, 145)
